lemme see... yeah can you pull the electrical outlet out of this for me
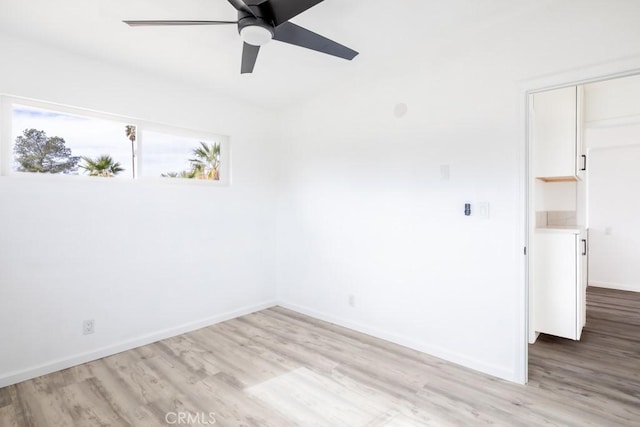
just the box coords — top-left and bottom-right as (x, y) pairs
(348, 295), (356, 308)
(83, 319), (95, 335)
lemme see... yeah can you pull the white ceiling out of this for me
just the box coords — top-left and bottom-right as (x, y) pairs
(0, 0), (542, 108)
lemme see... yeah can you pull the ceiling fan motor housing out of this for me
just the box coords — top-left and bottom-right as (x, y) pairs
(237, 9), (274, 46)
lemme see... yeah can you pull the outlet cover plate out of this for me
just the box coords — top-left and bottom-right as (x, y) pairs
(83, 319), (95, 335)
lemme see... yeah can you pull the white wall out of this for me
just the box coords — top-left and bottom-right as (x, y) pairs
(0, 33), (279, 386)
(583, 75), (640, 292)
(275, 1), (640, 382)
(585, 74), (640, 124)
(587, 144), (640, 292)
(535, 181), (577, 212)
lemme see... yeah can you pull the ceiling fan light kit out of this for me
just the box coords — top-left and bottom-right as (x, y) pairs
(240, 25), (273, 46)
(123, 0), (358, 74)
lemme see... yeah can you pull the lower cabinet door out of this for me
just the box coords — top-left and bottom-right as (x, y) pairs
(534, 233), (578, 339)
(577, 230), (588, 339)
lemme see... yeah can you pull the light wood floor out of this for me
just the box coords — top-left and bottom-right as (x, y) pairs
(1, 287), (639, 426)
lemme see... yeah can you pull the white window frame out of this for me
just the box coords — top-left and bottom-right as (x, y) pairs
(0, 95), (231, 186)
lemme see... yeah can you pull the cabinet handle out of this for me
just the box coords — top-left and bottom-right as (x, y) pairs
(581, 155), (587, 171)
(582, 239), (587, 256)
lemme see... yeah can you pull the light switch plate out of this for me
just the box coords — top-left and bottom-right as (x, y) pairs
(477, 202), (490, 219)
(440, 165), (450, 181)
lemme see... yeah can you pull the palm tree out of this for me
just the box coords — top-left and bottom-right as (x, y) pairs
(125, 125), (136, 178)
(79, 155), (124, 177)
(189, 142), (221, 180)
(161, 170), (196, 179)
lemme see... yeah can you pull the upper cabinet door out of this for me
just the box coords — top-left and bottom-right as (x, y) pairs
(576, 86), (586, 181)
(533, 86), (582, 180)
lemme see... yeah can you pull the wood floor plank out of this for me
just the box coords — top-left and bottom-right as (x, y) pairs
(0, 404), (20, 427)
(219, 316), (342, 376)
(189, 326), (302, 389)
(14, 382), (75, 427)
(80, 361), (161, 427)
(243, 310), (460, 395)
(150, 335), (221, 380)
(55, 379), (131, 427)
(161, 371), (297, 427)
(0, 385), (13, 408)
(528, 287), (640, 425)
(247, 367), (394, 427)
(1, 286), (639, 426)
(100, 349), (186, 406)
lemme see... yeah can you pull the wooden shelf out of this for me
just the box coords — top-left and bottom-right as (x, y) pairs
(536, 176), (577, 183)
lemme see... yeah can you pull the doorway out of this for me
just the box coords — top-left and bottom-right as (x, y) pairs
(524, 71), (640, 383)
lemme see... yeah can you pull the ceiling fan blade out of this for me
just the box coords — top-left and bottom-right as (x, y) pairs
(241, 43), (260, 74)
(227, 0), (257, 18)
(265, 0), (324, 27)
(273, 22), (358, 60)
(123, 20), (237, 26)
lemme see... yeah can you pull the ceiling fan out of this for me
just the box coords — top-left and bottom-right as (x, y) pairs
(123, 0), (359, 74)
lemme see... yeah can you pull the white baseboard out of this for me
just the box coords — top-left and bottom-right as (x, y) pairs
(590, 281), (640, 293)
(0, 300), (277, 388)
(529, 331), (540, 345)
(278, 301), (517, 383)
(1, 299), (519, 388)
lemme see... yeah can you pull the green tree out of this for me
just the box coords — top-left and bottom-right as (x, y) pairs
(125, 125), (136, 178)
(13, 128), (80, 173)
(189, 142), (221, 180)
(79, 155), (124, 177)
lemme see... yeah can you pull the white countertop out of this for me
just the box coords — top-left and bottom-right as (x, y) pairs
(536, 226), (584, 234)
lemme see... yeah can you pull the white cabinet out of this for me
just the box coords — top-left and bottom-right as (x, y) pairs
(533, 229), (587, 340)
(579, 229), (587, 335)
(533, 86), (586, 181)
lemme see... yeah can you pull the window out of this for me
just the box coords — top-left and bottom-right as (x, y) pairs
(141, 130), (221, 180)
(11, 104), (135, 178)
(0, 96), (229, 184)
